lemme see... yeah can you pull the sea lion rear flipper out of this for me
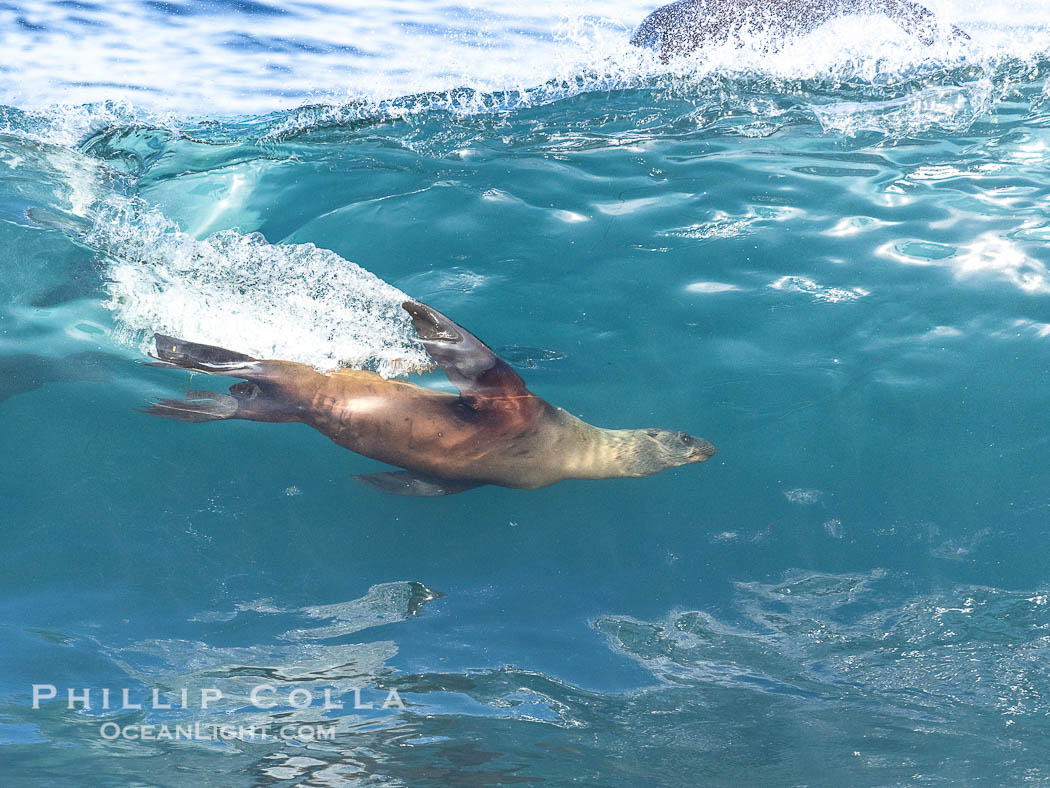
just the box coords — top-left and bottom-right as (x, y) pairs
(152, 334), (257, 374)
(354, 470), (483, 497)
(402, 300), (528, 403)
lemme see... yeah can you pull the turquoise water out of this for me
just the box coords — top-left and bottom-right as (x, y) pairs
(4, 2), (1050, 785)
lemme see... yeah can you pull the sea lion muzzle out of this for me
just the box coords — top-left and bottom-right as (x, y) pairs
(691, 439), (717, 460)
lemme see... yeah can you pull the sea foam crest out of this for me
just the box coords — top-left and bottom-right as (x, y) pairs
(10, 0), (1050, 143)
(257, 14), (1046, 142)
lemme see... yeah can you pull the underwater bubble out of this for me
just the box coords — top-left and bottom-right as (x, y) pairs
(90, 198), (432, 376)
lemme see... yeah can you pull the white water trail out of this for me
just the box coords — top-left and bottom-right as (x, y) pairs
(0, 112), (432, 376)
(89, 198), (432, 376)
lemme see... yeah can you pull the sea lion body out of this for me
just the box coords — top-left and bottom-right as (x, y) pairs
(304, 369), (633, 488)
(145, 301), (715, 495)
(302, 367), (560, 489)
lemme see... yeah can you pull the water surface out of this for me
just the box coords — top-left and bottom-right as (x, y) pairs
(2, 1), (1050, 785)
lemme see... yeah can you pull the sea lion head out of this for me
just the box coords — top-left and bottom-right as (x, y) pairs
(634, 428), (717, 473)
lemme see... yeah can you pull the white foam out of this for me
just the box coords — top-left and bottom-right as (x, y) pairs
(770, 276), (869, 303)
(879, 233), (1050, 294)
(811, 80), (994, 137)
(686, 281), (741, 294)
(825, 216), (895, 237)
(90, 198), (432, 376)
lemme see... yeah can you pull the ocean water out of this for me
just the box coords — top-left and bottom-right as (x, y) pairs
(3, 1), (1050, 785)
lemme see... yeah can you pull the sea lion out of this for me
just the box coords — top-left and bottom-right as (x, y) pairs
(632, 0), (969, 61)
(142, 300), (716, 496)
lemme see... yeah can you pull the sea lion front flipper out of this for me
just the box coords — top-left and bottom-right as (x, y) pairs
(402, 300), (528, 403)
(354, 470), (483, 497)
(139, 390), (239, 422)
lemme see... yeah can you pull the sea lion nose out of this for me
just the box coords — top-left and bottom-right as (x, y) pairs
(692, 439), (717, 460)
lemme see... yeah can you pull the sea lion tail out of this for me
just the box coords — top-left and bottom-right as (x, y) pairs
(144, 335), (304, 425)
